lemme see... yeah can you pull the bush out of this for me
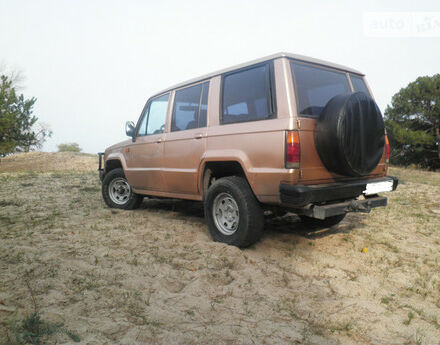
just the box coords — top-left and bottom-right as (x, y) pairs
(384, 74), (440, 170)
(57, 143), (81, 153)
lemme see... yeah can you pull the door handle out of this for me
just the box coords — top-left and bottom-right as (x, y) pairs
(194, 133), (203, 139)
(156, 138), (163, 143)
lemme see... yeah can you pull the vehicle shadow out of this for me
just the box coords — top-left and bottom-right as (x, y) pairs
(138, 198), (368, 240)
(139, 197), (205, 219)
(264, 212), (368, 239)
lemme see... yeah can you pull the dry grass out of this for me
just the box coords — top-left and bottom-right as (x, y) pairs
(0, 151), (97, 172)
(0, 153), (439, 344)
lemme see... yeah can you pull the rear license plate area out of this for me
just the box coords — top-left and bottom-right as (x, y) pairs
(363, 180), (393, 195)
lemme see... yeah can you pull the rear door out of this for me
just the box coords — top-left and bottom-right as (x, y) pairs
(290, 61), (385, 183)
(125, 93), (169, 191)
(162, 81), (209, 195)
(291, 61), (351, 182)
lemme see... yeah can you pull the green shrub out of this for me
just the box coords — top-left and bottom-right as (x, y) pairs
(57, 143), (81, 153)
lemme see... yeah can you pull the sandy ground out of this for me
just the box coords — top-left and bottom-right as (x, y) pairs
(0, 153), (439, 344)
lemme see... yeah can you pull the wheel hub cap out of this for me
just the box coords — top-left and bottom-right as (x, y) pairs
(109, 178), (131, 205)
(212, 192), (239, 235)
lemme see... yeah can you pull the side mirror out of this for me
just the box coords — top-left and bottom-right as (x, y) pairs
(125, 121), (135, 138)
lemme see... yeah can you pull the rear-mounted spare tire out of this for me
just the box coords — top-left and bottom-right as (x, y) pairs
(314, 92), (385, 177)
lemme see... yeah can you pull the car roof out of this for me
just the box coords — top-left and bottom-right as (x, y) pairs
(153, 52), (364, 97)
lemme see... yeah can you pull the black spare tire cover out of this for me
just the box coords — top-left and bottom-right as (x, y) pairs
(314, 92), (385, 177)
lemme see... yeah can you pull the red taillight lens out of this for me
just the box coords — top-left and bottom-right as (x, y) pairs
(385, 135), (390, 163)
(286, 131), (300, 169)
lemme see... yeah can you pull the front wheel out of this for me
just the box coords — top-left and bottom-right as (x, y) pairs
(102, 168), (143, 209)
(204, 176), (263, 247)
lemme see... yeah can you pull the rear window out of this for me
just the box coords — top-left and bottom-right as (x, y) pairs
(221, 63), (275, 124)
(291, 62), (350, 117)
(350, 75), (370, 95)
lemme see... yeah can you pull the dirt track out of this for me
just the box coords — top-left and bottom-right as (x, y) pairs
(0, 153), (439, 344)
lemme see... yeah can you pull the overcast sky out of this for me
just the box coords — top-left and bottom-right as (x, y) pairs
(1, 0), (439, 153)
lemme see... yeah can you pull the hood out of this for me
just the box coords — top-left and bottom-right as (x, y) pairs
(105, 139), (132, 154)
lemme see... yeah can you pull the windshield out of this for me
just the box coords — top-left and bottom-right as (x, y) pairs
(291, 61), (351, 117)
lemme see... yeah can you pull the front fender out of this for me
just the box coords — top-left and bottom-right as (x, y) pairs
(105, 151), (128, 172)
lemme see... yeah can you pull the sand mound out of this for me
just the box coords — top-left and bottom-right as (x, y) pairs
(0, 151), (98, 172)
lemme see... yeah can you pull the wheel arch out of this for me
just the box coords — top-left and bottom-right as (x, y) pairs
(105, 159), (123, 172)
(104, 152), (128, 175)
(199, 158), (255, 200)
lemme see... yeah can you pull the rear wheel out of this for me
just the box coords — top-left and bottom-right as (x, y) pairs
(102, 168), (143, 209)
(204, 176), (263, 247)
(300, 214), (346, 230)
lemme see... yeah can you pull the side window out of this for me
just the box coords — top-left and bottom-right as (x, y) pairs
(350, 75), (370, 95)
(137, 93), (169, 136)
(172, 84), (202, 131)
(137, 105), (149, 136)
(222, 64), (274, 124)
(198, 82), (209, 128)
(171, 81), (210, 132)
(291, 62), (350, 117)
(147, 94), (169, 135)
(139, 93), (169, 136)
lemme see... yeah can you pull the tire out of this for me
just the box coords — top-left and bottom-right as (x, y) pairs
(102, 168), (143, 210)
(315, 92), (385, 177)
(204, 176), (264, 247)
(300, 214), (346, 230)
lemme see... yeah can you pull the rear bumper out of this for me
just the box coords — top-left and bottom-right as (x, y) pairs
(280, 176), (398, 207)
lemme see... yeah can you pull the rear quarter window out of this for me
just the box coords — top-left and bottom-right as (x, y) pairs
(221, 63), (275, 124)
(350, 75), (370, 95)
(291, 62), (350, 117)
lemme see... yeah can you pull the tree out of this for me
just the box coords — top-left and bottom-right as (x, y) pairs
(57, 143), (81, 152)
(0, 74), (52, 157)
(22, 122), (53, 152)
(384, 74), (440, 170)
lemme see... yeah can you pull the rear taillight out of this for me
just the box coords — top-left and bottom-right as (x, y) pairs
(286, 131), (300, 169)
(385, 135), (390, 163)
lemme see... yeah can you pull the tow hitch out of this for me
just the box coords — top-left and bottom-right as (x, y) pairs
(298, 196), (387, 220)
(347, 199), (371, 213)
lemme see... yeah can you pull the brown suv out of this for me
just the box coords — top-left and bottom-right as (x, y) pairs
(99, 53), (398, 247)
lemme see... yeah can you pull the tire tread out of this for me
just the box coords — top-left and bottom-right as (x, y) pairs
(101, 168), (143, 210)
(204, 176), (263, 247)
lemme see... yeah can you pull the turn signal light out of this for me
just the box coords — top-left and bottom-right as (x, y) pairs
(385, 135), (390, 163)
(286, 131), (300, 169)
